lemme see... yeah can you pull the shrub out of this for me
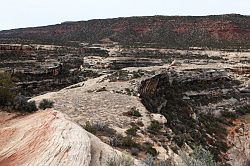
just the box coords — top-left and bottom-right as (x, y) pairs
(221, 110), (238, 119)
(121, 136), (138, 148)
(148, 120), (162, 134)
(180, 145), (218, 166)
(153, 160), (173, 166)
(83, 121), (97, 134)
(131, 147), (140, 156)
(144, 154), (173, 166)
(82, 121), (115, 136)
(0, 73), (14, 106)
(125, 126), (139, 136)
(144, 154), (154, 166)
(110, 134), (139, 148)
(13, 95), (38, 113)
(123, 107), (142, 117)
(236, 105), (250, 115)
(143, 142), (158, 157)
(96, 87), (107, 92)
(110, 134), (124, 147)
(107, 155), (134, 166)
(39, 99), (54, 110)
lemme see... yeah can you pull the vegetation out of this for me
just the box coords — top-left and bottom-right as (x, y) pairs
(96, 87), (107, 92)
(1, 15), (249, 49)
(143, 146), (218, 166)
(82, 121), (116, 136)
(124, 88), (133, 96)
(236, 105), (250, 115)
(221, 109), (238, 119)
(123, 107), (142, 117)
(13, 95), (38, 113)
(110, 134), (139, 148)
(39, 99), (54, 110)
(0, 72), (15, 106)
(181, 146), (218, 166)
(125, 126), (139, 136)
(107, 155), (134, 166)
(147, 120), (162, 134)
(143, 142), (158, 157)
(144, 154), (172, 166)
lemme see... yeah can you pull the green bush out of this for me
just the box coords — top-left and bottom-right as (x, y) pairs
(121, 136), (138, 148)
(143, 142), (158, 157)
(125, 126), (139, 136)
(110, 134), (139, 148)
(144, 154), (173, 166)
(0, 73), (14, 106)
(13, 95), (38, 113)
(82, 121), (116, 136)
(236, 105), (250, 115)
(83, 121), (97, 135)
(107, 155), (134, 166)
(148, 120), (162, 134)
(180, 145), (218, 166)
(39, 99), (54, 110)
(123, 107), (142, 117)
(221, 110), (238, 119)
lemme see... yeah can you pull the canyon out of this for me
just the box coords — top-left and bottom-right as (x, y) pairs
(0, 14), (249, 166)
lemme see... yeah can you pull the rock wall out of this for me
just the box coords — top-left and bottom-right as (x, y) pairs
(139, 69), (248, 164)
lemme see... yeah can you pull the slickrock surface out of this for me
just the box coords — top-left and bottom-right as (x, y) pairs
(0, 110), (140, 166)
(31, 76), (152, 129)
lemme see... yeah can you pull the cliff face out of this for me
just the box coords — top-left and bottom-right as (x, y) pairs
(139, 69), (249, 164)
(0, 14), (249, 48)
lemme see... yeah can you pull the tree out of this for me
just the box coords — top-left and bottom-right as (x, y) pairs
(0, 72), (14, 106)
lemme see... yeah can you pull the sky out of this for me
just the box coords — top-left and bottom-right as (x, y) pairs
(0, 0), (249, 30)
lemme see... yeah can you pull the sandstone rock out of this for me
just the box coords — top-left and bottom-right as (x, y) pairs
(0, 110), (142, 166)
(150, 113), (167, 124)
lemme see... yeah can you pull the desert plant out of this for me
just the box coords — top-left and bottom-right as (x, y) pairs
(180, 145), (218, 166)
(39, 99), (54, 110)
(125, 126), (139, 136)
(143, 142), (158, 157)
(121, 136), (138, 148)
(13, 95), (38, 113)
(130, 147), (140, 156)
(144, 154), (154, 166)
(96, 87), (107, 92)
(153, 160), (172, 166)
(236, 105), (250, 115)
(0, 72), (15, 106)
(148, 120), (162, 134)
(107, 154), (134, 166)
(123, 107), (142, 117)
(110, 134), (124, 147)
(144, 154), (173, 166)
(221, 110), (238, 119)
(124, 88), (132, 96)
(83, 121), (97, 134)
(82, 121), (115, 136)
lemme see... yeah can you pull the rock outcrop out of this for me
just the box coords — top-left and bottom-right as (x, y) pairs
(0, 110), (141, 166)
(139, 69), (249, 164)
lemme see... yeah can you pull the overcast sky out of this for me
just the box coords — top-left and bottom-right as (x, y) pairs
(0, 0), (249, 30)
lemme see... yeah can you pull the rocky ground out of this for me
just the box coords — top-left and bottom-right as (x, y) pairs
(0, 109), (145, 166)
(0, 44), (249, 166)
(30, 47), (249, 165)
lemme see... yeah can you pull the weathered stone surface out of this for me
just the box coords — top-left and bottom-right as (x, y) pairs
(0, 110), (141, 166)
